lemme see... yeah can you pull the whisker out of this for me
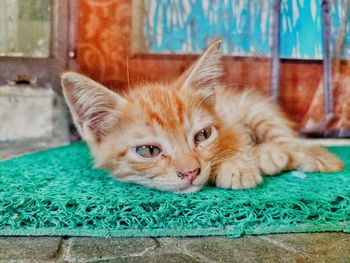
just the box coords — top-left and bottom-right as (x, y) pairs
(126, 57), (131, 90)
(208, 146), (244, 165)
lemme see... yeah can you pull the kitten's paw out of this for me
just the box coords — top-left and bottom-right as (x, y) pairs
(215, 161), (262, 190)
(298, 146), (344, 172)
(256, 143), (289, 175)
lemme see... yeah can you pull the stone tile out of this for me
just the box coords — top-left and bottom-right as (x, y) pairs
(261, 233), (350, 262)
(69, 237), (159, 262)
(185, 236), (306, 263)
(0, 237), (61, 261)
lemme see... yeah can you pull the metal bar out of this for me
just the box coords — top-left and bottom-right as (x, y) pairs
(321, 0), (334, 124)
(301, 0), (334, 135)
(270, 0), (281, 101)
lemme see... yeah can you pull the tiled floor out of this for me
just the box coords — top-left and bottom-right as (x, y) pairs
(1, 233), (350, 262)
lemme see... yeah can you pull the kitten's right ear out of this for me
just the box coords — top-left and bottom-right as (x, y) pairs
(175, 39), (223, 91)
(173, 39), (222, 105)
(61, 72), (127, 142)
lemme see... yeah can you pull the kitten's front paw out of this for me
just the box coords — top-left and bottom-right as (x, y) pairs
(215, 161), (262, 190)
(256, 143), (289, 175)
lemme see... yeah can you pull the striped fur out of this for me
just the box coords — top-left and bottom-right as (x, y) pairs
(61, 41), (343, 193)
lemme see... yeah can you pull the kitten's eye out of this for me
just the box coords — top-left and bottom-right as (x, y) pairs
(135, 145), (162, 158)
(194, 127), (212, 143)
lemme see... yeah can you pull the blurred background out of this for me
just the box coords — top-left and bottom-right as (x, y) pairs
(0, 0), (350, 159)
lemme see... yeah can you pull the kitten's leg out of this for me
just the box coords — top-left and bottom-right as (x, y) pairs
(247, 113), (299, 175)
(213, 146), (263, 190)
(290, 144), (344, 172)
(254, 142), (343, 175)
(250, 118), (343, 174)
(219, 90), (343, 176)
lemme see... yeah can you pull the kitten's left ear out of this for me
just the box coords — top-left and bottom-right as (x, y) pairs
(175, 39), (223, 91)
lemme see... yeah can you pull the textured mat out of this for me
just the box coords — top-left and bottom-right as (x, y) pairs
(1, 142), (350, 238)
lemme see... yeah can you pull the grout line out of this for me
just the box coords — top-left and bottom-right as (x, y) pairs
(258, 236), (306, 255)
(55, 237), (73, 262)
(81, 239), (160, 262)
(121, 244), (159, 258)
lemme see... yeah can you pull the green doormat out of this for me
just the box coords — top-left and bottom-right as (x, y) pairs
(1, 142), (350, 238)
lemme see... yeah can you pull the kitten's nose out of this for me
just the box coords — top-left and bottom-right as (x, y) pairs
(177, 168), (201, 184)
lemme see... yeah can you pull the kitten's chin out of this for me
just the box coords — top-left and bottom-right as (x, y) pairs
(174, 185), (203, 194)
(117, 174), (206, 193)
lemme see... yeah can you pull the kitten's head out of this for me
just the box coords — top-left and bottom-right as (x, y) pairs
(62, 40), (227, 193)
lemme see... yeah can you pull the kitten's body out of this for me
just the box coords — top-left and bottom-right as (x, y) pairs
(62, 41), (343, 193)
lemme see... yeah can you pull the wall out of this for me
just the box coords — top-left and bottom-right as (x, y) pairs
(139, 0), (350, 59)
(76, 0), (350, 131)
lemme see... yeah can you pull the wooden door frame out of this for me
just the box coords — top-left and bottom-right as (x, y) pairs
(0, 0), (77, 94)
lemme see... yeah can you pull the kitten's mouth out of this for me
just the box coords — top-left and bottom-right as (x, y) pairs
(175, 171), (209, 193)
(181, 175), (199, 186)
(173, 165), (211, 193)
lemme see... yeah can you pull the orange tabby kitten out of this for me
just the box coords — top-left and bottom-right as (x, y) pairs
(61, 40), (343, 193)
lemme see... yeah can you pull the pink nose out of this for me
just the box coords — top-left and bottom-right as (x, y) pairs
(177, 168), (201, 184)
